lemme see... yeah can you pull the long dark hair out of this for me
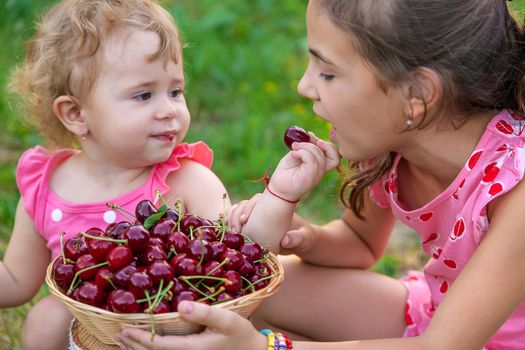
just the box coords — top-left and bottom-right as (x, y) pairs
(316, 0), (525, 217)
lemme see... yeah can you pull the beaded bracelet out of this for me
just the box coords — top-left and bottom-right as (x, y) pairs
(253, 168), (300, 204)
(260, 329), (293, 350)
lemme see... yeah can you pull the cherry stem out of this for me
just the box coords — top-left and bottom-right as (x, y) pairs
(67, 261), (110, 295)
(241, 276), (255, 293)
(241, 274), (275, 293)
(80, 232), (127, 244)
(59, 232), (66, 265)
(180, 276), (224, 299)
(106, 203), (136, 222)
(137, 281), (174, 305)
(197, 286), (225, 303)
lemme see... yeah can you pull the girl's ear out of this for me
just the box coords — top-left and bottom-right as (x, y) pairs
(406, 68), (443, 120)
(53, 95), (87, 137)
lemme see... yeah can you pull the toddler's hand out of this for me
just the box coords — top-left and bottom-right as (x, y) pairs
(226, 193), (261, 232)
(279, 213), (315, 255)
(270, 134), (340, 201)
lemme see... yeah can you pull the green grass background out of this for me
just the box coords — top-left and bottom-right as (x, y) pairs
(1, 1), (524, 348)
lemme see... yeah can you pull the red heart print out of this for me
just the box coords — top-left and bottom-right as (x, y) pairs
(482, 162), (500, 183)
(467, 150), (483, 170)
(443, 259), (457, 269)
(419, 212), (433, 222)
(488, 183), (503, 196)
(450, 218), (465, 241)
(496, 120), (514, 135)
(440, 280), (449, 293)
(405, 303), (414, 326)
(432, 247), (442, 259)
(422, 233), (438, 245)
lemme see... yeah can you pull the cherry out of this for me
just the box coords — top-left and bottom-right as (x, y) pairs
(87, 238), (116, 262)
(202, 261), (225, 286)
(76, 281), (105, 307)
(170, 277), (189, 295)
(166, 231), (190, 254)
(284, 125), (310, 150)
(52, 258), (75, 290)
(222, 231), (244, 250)
(113, 265), (138, 289)
(124, 225), (150, 252)
(171, 290), (198, 311)
(107, 245), (133, 271)
(64, 236), (88, 261)
(180, 213), (203, 234)
(195, 227), (217, 241)
(75, 254), (98, 280)
(186, 239), (212, 263)
(223, 270), (242, 293)
(239, 241), (263, 261)
(147, 260), (174, 286)
(237, 256), (255, 275)
(107, 221), (131, 240)
(148, 237), (166, 249)
(171, 255), (202, 276)
(109, 289), (141, 313)
(94, 267), (114, 291)
(151, 218), (176, 241)
(221, 248), (244, 271)
(163, 208), (180, 223)
(135, 199), (158, 224)
(83, 227), (105, 243)
(209, 241), (227, 261)
(128, 272), (153, 299)
(140, 244), (167, 265)
(247, 273), (270, 290)
(216, 291), (234, 303)
(147, 300), (171, 314)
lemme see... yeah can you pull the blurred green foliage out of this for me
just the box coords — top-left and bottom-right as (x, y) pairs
(1, 0), (525, 348)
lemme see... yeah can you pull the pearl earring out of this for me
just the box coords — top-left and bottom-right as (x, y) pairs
(406, 117), (414, 127)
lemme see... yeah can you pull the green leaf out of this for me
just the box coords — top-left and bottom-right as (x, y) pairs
(143, 211), (166, 229)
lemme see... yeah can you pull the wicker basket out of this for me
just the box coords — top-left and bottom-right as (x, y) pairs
(47, 253), (284, 347)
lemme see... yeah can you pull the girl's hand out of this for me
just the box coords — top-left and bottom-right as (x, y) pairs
(279, 213), (315, 255)
(270, 134), (340, 201)
(115, 301), (266, 350)
(226, 193), (261, 232)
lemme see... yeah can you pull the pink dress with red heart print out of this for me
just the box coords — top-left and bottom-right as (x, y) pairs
(370, 110), (525, 349)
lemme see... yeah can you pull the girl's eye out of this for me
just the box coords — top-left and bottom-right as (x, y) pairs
(133, 92), (152, 101)
(169, 89), (184, 98)
(319, 73), (334, 81)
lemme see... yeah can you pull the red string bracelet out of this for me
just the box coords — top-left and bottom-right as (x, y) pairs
(252, 167), (300, 204)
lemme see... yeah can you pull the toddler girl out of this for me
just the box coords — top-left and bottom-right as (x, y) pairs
(0, 0), (229, 349)
(117, 0), (525, 349)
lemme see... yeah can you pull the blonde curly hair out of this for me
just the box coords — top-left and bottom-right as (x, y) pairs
(9, 0), (182, 149)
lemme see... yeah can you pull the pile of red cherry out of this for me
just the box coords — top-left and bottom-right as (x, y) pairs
(52, 199), (273, 314)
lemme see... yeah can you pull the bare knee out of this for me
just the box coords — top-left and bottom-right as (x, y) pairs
(22, 296), (72, 350)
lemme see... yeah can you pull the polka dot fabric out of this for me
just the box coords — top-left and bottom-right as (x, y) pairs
(370, 110), (525, 349)
(16, 142), (213, 259)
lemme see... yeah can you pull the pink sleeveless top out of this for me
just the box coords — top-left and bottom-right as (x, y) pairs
(16, 142), (213, 259)
(370, 110), (525, 349)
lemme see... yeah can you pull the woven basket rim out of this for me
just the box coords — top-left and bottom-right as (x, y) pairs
(46, 252), (284, 321)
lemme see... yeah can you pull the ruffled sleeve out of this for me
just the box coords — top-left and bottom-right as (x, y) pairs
(151, 141), (214, 195)
(16, 146), (53, 221)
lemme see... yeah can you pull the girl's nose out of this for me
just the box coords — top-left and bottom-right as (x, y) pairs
(297, 68), (319, 101)
(155, 98), (177, 120)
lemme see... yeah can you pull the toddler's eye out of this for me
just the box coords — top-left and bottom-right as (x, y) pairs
(133, 92), (152, 101)
(169, 89), (184, 98)
(319, 73), (334, 81)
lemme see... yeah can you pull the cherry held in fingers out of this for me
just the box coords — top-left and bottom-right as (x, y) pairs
(284, 125), (310, 150)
